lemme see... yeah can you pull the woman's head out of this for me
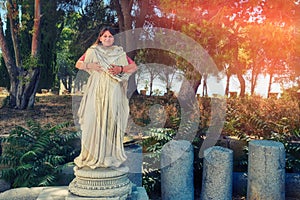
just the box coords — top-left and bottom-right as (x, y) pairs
(95, 26), (116, 47)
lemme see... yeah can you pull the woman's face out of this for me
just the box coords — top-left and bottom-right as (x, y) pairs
(99, 30), (114, 47)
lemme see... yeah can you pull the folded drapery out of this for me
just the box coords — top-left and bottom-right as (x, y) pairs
(74, 44), (130, 169)
(89, 45), (130, 82)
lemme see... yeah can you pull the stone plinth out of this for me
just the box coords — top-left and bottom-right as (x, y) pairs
(247, 140), (285, 200)
(66, 185), (149, 200)
(201, 146), (233, 200)
(161, 140), (194, 200)
(68, 166), (132, 199)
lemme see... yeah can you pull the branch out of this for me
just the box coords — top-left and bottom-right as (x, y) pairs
(7, 0), (21, 67)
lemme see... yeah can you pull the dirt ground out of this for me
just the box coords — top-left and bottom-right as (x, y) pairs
(0, 95), (77, 135)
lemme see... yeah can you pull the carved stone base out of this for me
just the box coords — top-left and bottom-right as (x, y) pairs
(68, 166), (132, 199)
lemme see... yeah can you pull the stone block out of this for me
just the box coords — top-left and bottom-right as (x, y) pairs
(161, 140), (194, 200)
(201, 146), (233, 200)
(247, 140), (285, 200)
(0, 187), (44, 200)
(37, 186), (68, 200)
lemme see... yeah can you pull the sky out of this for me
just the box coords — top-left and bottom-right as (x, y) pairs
(137, 71), (284, 98)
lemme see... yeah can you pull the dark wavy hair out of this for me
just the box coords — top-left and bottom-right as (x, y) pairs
(94, 26), (116, 45)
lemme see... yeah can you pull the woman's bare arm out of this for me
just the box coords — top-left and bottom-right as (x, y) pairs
(75, 60), (102, 72)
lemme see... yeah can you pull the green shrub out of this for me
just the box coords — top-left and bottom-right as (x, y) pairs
(224, 96), (300, 172)
(142, 128), (176, 193)
(0, 121), (79, 188)
(271, 128), (300, 172)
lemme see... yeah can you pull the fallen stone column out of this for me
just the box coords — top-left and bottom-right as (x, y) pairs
(247, 140), (285, 200)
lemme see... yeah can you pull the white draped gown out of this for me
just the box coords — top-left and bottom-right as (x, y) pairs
(74, 45), (130, 169)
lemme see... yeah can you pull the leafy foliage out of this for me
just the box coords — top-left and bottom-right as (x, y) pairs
(248, 116), (300, 172)
(0, 121), (79, 188)
(142, 128), (176, 193)
(131, 93), (300, 173)
(223, 96), (300, 172)
(129, 95), (181, 129)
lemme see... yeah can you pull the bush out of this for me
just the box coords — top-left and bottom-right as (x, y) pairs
(131, 94), (300, 174)
(0, 121), (79, 188)
(142, 128), (176, 193)
(223, 96), (300, 172)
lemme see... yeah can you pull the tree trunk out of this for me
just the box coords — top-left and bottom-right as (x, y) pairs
(0, 0), (41, 109)
(111, 0), (124, 31)
(193, 79), (201, 95)
(116, 0), (133, 50)
(149, 75), (154, 96)
(177, 77), (201, 140)
(7, 0), (21, 67)
(32, 0), (40, 57)
(61, 76), (72, 93)
(178, 77), (201, 106)
(135, 1), (149, 28)
(113, 1), (138, 98)
(250, 69), (258, 96)
(225, 74), (231, 97)
(16, 69), (41, 109)
(202, 74), (208, 97)
(267, 73), (273, 98)
(0, 17), (18, 107)
(237, 73), (245, 97)
(68, 76), (72, 93)
(120, 1), (133, 31)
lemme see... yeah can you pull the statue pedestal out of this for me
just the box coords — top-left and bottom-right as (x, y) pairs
(68, 166), (132, 199)
(66, 185), (149, 200)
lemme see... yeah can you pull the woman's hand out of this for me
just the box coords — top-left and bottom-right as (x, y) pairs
(109, 64), (123, 76)
(108, 62), (137, 76)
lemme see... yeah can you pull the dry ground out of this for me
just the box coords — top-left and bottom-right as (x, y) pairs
(0, 94), (76, 135)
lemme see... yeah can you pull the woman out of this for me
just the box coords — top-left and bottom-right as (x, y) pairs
(74, 27), (137, 169)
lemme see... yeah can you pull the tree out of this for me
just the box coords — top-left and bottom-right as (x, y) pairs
(56, 0), (116, 94)
(71, 0), (117, 51)
(37, 1), (69, 91)
(137, 64), (160, 96)
(0, 0), (41, 109)
(109, 0), (162, 97)
(157, 1), (234, 95)
(158, 64), (181, 94)
(0, 0), (80, 109)
(135, 48), (177, 95)
(109, 0), (138, 97)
